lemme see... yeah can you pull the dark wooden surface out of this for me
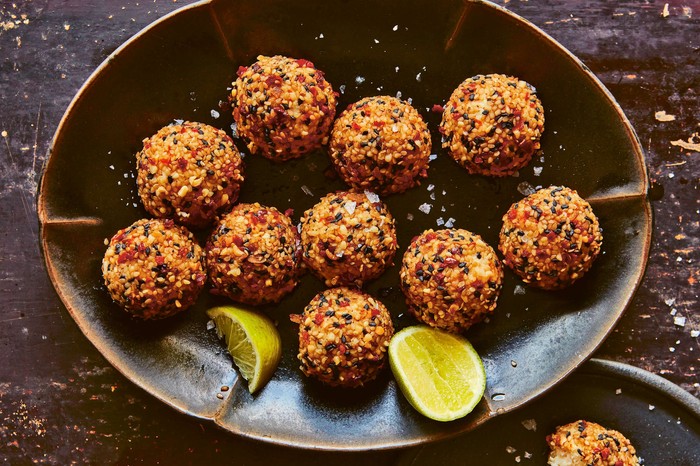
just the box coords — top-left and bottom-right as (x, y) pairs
(0, 0), (697, 464)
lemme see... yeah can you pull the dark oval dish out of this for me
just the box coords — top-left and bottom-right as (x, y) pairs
(399, 359), (700, 465)
(37, 0), (651, 450)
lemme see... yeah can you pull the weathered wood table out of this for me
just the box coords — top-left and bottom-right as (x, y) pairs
(1, 0), (697, 463)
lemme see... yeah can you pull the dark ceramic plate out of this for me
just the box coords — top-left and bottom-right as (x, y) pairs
(38, 0), (651, 450)
(396, 359), (700, 465)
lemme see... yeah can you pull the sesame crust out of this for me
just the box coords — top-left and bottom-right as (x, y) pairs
(230, 55), (337, 161)
(292, 287), (394, 388)
(135, 121), (244, 229)
(499, 186), (603, 290)
(101, 218), (206, 320)
(329, 96), (431, 195)
(206, 203), (302, 305)
(299, 191), (398, 287)
(399, 229), (503, 333)
(440, 74), (544, 176)
(547, 420), (640, 466)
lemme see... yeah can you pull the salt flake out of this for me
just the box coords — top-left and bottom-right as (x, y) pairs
(364, 190), (380, 204)
(355, 76), (365, 84)
(344, 201), (357, 214)
(436, 217), (445, 226)
(210, 109), (220, 119)
(418, 203), (432, 214)
(444, 217), (455, 228)
(674, 316), (687, 327)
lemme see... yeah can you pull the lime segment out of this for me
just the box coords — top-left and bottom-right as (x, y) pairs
(389, 325), (486, 422)
(207, 305), (281, 394)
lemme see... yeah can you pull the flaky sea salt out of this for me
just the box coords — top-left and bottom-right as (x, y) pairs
(444, 217), (455, 228)
(406, 213), (414, 221)
(674, 316), (687, 327)
(416, 72), (422, 82)
(418, 203), (432, 214)
(615, 388), (622, 395)
(230, 122), (239, 138)
(649, 404), (655, 411)
(533, 166), (543, 176)
(301, 185), (314, 196)
(514, 285), (526, 295)
(506, 446), (516, 454)
(393, 24), (398, 31)
(427, 184), (435, 191)
(429, 153), (437, 161)
(210, 109), (220, 119)
(364, 190), (380, 203)
(344, 201), (357, 214)
(690, 330), (699, 338)
(355, 76), (365, 84)
(339, 84), (346, 94)
(517, 181), (536, 196)
(665, 297), (676, 307)
(206, 320), (215, 331)
(436, 217), (445, 226)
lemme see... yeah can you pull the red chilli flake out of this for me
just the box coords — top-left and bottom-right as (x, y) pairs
(284, 208), (294, 217)
(236, 66), (248, 77)
(351, 122), (361, 131)
(176, 158), (188, 170)
(265, 75), (283, 87)
(117, 251), (136, 264)
(431, 104), (444, 113)
(295, 58), (314, 68)
(314, 313), (324, 325)
(371, 308), (381, 317)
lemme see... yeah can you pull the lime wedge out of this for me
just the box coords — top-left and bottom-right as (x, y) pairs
(389, 325), (486, 422)
(207, 305), (281, 394)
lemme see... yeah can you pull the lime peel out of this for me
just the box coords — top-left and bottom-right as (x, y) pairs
(389, 325), (486, 422)
(207, 305), (282, 394)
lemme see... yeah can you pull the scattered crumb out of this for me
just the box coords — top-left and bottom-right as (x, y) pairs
(521, 418), (537, 431)
(674, 316), (686, 327)
(670, 133), (700, 152)
(514, 285), (526, 295)
(1, 130), (7, 138)
(662, 3), (670, 17)
(64, 23), (70, 30)
(506, 446), (516, 454)
(655, 110), (676, 122)
(691, 330), (699, 338)
(615, 388), (622, 395)
(406, 213), (414, 221)
(649, 404), (655, 411)
(301, 185), (313, 196)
